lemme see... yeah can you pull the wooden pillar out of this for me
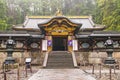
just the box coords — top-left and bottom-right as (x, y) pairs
(25, 62), (32, 77)
(17, 67), (20, 80)
(2, 62), (5, 73)
(109, 66), (112, 80)
(114, 64), (116, 74)
(21, 52), (24, 66)
(92, 64), (95, 74)
(30, 63), (32, 73)
(4, 72), (6, 80)
(99, 64), (102, 78)
(25, 66), (27, 77)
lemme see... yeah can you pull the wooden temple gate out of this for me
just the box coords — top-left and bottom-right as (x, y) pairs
(38, 16), (82, 52)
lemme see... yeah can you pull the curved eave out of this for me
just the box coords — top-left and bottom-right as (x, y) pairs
(90, 34), (120, 37)
(75, 35), (90, 39)
(0, 31), (44, 39)
(0, 34), (30, 37)
(0, 31), (30, 38)
(30, 34), (44, 38)
(90, 31), (120, 38)
(13, 27), (40, 32)
(80, 26), (107, 32)
(38, 16), (82, 27)
(74, 26), (82, 34)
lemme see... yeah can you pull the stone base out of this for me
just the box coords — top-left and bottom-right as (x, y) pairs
(104, 58), (116, 64)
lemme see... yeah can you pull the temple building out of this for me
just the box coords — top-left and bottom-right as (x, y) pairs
(0, 12), (120, 68)
(12, 12), (106, 52)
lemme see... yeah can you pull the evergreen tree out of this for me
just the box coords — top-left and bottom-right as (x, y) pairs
(0, 0), (8, 30)
(94, 0), (120, 31)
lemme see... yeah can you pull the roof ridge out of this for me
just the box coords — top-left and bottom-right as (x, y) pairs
(28, 16), (90, 19)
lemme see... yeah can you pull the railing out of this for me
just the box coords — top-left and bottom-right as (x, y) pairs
(43, 52), (49, 67)
(71, 51), (78, 67)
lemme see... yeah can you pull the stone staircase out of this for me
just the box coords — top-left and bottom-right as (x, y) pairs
(46, 51), (74, 68)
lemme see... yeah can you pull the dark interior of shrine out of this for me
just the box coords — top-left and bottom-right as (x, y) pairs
(52, 36), (67, 51)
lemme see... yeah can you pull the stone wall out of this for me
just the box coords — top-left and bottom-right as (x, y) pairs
(75, 52), (120, 65)
(13, 51), (44, 65)
(13, 52), (22, 64)
(1, 51), (120, 69)
(113, 52), (120, 64)
(89, 52), (107, 64)
(0, 52), (23, 69)
(0, 50), (44, 69)
(75, 52), (89, 65)
(0, 52), (6, 69)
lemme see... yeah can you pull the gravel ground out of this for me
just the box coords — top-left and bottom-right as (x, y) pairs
(0, 65), (120, 80)
(28, 69), (96, 80)
(0, 66), (40, 80)
(80, 65), (120, 80)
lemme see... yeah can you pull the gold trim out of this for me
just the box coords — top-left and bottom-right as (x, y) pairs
(67, 16), (90, 18)
(44, 24), (75, 33)
(51, 32), (68, 36)
(28, 16), (90, 19)
(41, 18), (78, 27)
(28, 16), (52, 18)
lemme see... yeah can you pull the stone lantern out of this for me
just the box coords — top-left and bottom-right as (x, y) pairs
(104, 37), (116, 64)
(5, 36), (16, 64)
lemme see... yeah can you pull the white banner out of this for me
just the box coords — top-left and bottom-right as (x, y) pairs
(42, 40), (47, 51)
(72, 40), (78, 51)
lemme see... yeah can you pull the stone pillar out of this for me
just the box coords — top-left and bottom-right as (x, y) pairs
(47, 36), (52, 52)
(68, 36), (73, 52)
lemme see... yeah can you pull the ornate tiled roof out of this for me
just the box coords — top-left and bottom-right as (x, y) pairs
(0, 31), (44, 38)
(13, 16), (105, 32)
(76, 31), (120, 38)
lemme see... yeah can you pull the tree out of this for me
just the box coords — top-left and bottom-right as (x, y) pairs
(0, 0), (97, 31)
(94, 0), (120, 31)
(0, 0), (8, 31)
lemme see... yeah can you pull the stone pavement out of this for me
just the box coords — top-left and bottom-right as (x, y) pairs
(28, 69), (96, 80)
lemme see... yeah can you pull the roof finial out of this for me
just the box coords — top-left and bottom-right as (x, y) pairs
(55, 8), (62, 16)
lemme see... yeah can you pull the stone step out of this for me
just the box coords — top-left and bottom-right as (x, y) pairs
(45, 66), (74, 69)
(48, 59), (73, 62)
(49, 54), (72, 56)
(47, 63), (73, 67)
(47, 62), (73, 64)
(49, 53), (71, 55)
(47, 60), (73, 62)
(48, 56), (72, 58)
(46, 65), (74, 68)
(48, 54), (72, 57)
(48, 57), (72, 60)
(47, 57), (72, 61)
(49, 51), (69, 53)
(47, 63), (73, 66)
(47, 62), (73, 65)
(46, 51), (74, 68)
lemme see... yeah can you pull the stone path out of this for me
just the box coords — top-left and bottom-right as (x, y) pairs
(28, 69), (96, 80)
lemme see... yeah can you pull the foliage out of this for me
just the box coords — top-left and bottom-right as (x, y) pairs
(0, 0), (96, 31)
(0, 20), (8, 30)
(94, 0), (120, 31)
(0, 0), (119, 31)
(0, 0), (8, 31)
